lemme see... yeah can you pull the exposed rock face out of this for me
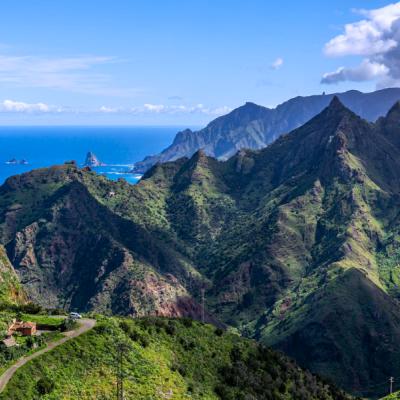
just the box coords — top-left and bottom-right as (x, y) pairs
(0, 245), (26, 305)
(4, 99), (400, 396)
(132, 88), (400, 173)
(84, 151), (104, 167)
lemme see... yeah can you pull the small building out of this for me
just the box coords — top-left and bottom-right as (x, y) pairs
(18, 322), (37, 336)
(7, 320), (37, 337)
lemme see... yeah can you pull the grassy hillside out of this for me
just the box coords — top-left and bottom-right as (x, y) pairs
(382, 392), (400, 400)
(0, 316), (352, 400)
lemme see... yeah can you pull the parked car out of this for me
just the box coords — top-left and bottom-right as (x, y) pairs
(69, 312), (82, 319)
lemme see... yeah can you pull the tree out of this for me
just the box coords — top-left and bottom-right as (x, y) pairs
(36, 377), (54, 395)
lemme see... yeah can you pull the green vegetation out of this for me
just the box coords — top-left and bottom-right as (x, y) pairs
(19, 314), (64, 328)
(0, 316), (352, 400)
(0, 246), (26, 307)
(0, 306), (67, 375)
(3, 99), (400, 397)
(382, 392), (400, 400)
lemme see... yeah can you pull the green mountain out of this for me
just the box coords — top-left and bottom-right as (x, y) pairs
(0, 316), (352, 400)
(132, 88), (400, 173)
(2, 97), (400, 397)
(0, 164), (206, 320)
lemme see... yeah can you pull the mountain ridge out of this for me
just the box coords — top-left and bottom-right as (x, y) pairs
(132, 88), (400, 174)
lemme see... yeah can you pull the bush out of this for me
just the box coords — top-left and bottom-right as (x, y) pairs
(46, 308), (66, 316)
(119, 320), (131, 334)
(215, 328), (224, 336)
(20, 303), (42, 314)
(36, 377), (54, 395)
(181, 318), (193, 328)
(60, 318), (77, 332)
(165, 322), (176, 336)
(25, 336), (35, 349)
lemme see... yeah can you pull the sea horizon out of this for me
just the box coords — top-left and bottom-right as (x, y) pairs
(0, 125), (195, 184)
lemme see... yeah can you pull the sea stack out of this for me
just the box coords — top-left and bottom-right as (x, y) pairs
(84, 151), (104, 167)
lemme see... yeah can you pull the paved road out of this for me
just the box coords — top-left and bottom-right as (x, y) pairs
(0, 318), (96, 393)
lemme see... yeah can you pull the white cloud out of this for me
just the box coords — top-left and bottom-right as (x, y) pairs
(99, 106), (119, 113)
(0, 100), (231, 117)
(322, 2), (400, 86)
(143, 103), (166, 113)
(271, 57), (284, 70)
(321, 59), (389, 84)
(1, 99), (51, 113)
(208, 105), (232, 115)
(0, 53), (140, 97)
(139, 103), (231, 116)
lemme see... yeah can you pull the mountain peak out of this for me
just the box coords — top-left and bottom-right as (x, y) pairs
(328, 95), (346, 111)
(385, 100), (400, 122)
(319, 95), (357, 124)
(244, 101), (259, 107)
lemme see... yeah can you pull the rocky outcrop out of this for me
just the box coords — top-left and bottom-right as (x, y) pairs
(84, 151), (104, 167)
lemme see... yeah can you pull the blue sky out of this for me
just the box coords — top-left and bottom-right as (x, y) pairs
(0, 0), (397, 125)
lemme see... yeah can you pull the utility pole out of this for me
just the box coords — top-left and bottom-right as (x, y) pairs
(390, 376), (394, 395)
(116, 344), (124, 400)
(201, 287), (205, 323)
(115, 341), (131, 400)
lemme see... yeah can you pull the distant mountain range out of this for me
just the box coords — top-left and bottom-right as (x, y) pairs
(132, 87), (400, 173)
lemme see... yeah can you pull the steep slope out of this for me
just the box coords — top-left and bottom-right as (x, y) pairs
(3, 98), (400, 397)
(0, 246), (26, 306)
(0, 165), (207, 319)
(126, 98), (400, 398)
(132, 88), (400, 173)
(0, 316), (353, 400)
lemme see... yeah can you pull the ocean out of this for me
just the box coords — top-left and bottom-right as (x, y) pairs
(0, 126), (185, 185)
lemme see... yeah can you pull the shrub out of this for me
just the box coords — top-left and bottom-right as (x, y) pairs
(119, 320), (131, 334)
(60, 318), (77, 332)
(21, 302), (42, 314)
(25, 336), (35, 349)
(165, 322), (176, 336)
(36, 377), (54, 395)
(181, 318), (193, 327)
(214, 328), (224, 336)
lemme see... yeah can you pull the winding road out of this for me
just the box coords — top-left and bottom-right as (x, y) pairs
(0, 318), (96, 393)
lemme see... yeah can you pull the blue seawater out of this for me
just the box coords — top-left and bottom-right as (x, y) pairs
(0, 126), (185, 184)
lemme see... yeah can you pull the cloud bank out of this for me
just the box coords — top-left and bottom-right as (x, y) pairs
(322, 2), (400, 87)
(102, 103), (232, 116)
(0, 99), (231, 117)
(1, 100), (52, 113)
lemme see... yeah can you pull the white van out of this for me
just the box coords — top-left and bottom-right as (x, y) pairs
(69, 312), (82, 319)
